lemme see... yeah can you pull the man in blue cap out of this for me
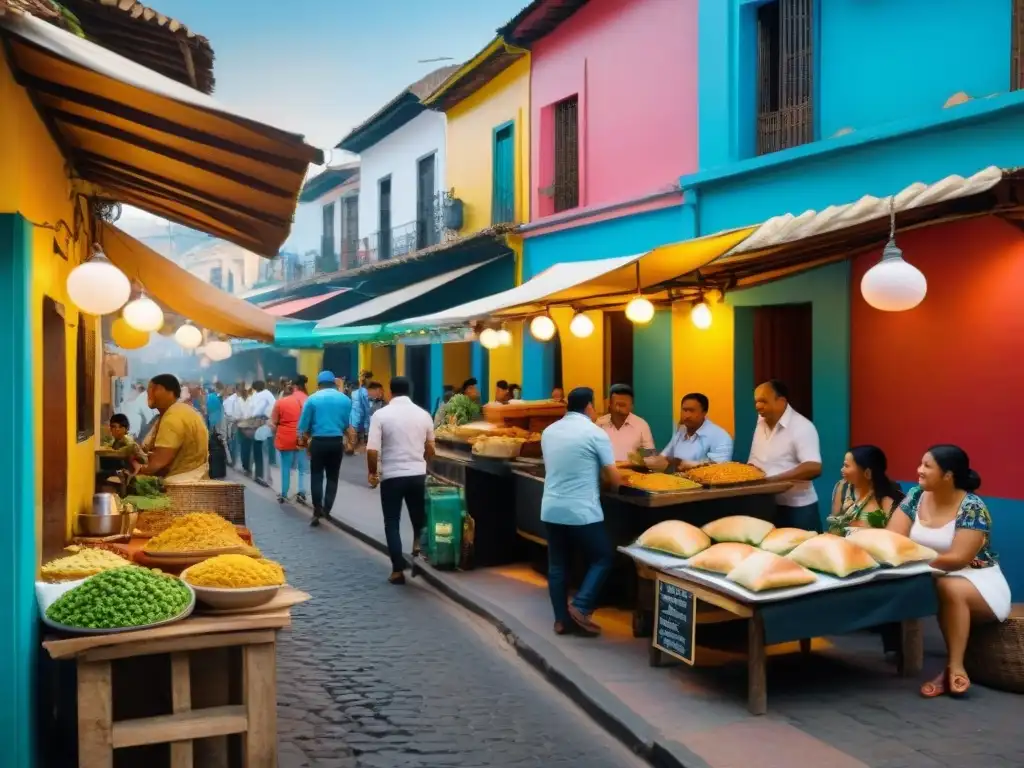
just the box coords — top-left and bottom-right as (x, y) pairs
(298, 370), (355, 526)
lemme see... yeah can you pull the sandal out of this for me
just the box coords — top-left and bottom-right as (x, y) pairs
(949, 671), (971, 697)
(920, 670), (947, 698)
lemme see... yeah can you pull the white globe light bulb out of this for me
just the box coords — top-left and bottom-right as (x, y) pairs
(530, 315), (556, 341)
(174, 323), (203, 349)
(690, 301), (713, 330)
(625, 297), (655, 324)
(860, 241), (927, 311)
(496, 329), (513, 347)
(66, 249), (131, 316)
(122, 294), (164, 332)
(479, 328), (500, 350)
(205, 339), (232, 361)
(569, 313), (594, 338)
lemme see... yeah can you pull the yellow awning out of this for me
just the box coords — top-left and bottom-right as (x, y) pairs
(0, 11), (323, 257)
(402, 226), (757, 327)
(101, 223), (277, 342)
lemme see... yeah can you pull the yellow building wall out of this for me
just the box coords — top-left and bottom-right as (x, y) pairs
(552, 308), (606, 414)
(442, 342), (471, 389)
(370, 346), (393, 389)
(671, 301), (735, 436)
(0, 56), (99, 553)
(444, 55), (531, 233)
(394, 343), (406, 376)
(488, 321), (523, 397)
(297, 350), (323, 386)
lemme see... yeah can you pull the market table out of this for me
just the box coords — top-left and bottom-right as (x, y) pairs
(639, 564), (936, 714)
(44, 588), (310, 768)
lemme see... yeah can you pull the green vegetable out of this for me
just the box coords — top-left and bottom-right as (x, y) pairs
(46, 567), (191, 630)
(124, 494), (171, 511)
(444, 394), (481, 426)
(866, 509), (889, 529)
(132, 476), (164, 498)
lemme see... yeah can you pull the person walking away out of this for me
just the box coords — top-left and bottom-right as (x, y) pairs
(298, 371), (354, 526)
(271, 380), (310, 506)
(350, 370), (373, 449)
(540, 387), (620, 636)
(222, 384), (243, 468)
(366, 376), (435, 585)
(138, 374), (210, 483)
(246, 380), (276, 488)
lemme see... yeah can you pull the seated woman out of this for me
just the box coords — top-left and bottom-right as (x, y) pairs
(827, 445), (904, 536)
(887, 445), (1011, 697)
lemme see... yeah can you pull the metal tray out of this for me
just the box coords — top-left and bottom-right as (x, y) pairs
(40, 583), (196, 635)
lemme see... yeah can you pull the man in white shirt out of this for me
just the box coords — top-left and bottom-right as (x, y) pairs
(366, 376), (435, 585)
(244, 380), (277, 487)
(748, 379), (823, 531)
(595, 384), (655, 463)
(221, 384), (242, 467)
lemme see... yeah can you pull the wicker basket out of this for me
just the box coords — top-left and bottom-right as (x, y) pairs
(165, 481), (245, 525)
(964, 604), (1024, 693)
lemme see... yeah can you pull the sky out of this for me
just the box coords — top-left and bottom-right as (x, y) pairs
(120, 0), (526, 235)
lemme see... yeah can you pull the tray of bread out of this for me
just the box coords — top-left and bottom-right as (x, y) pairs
(622, 516), (940, 603)
(683, 462), (767, 487)
(619, 472), (703, 495)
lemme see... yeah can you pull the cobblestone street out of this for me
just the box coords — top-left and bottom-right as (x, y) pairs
(242, 484), (646, 768)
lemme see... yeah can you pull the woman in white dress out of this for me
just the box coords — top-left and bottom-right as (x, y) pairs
(887, 445), (1011, 698)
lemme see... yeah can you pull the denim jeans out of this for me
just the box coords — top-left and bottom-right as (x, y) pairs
(267, 441), (277, 467)
(240, 435), (264, 480)
(309, 437), (344, 516)
(279, 449), (309, 499)
(380, 475), (426, 572)
(544, 521), (614, 624)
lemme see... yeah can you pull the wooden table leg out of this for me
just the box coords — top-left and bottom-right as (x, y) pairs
(244, 642), (277, 767)
(747, 615), (767, 715)
(170, 652), (193, 768)
(898, 619), (923, 677)
(191, 648), (230, 768)
(77, 659), (113, 768)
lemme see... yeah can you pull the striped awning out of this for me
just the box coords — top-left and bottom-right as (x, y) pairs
(263, 288), (349, 318)
(0, 10), (323, 257)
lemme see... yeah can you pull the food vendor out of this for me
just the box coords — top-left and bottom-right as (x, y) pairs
(494, 380), (513, 404)
(138, 373), (211, 483)
(596, 384), (655, 463)
(748, 379), (822, 531)
(647, 393), (733, 472)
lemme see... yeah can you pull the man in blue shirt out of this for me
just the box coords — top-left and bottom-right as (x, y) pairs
(651, 393), (734, 472)
(298, 370), (355, 526)
(349, 370), (373, 449)
(540, 387), (620, 637)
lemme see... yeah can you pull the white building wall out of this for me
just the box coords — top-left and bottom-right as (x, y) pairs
(357, 110), (446, 242)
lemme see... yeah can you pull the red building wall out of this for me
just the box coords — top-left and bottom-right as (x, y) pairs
(850, 215), (1024, 500)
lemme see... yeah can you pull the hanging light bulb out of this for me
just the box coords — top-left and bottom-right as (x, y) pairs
(496, 329), (513, 347)
(861, 196), (927, 311)
(205, 339), (233, 361)
(66, 244), (131, 316)
(174, 322), (203, 349)
(122, 291), (164, 332)
(110, 318), (149, 349)
(569, 312), (594, 338)
(479, 328), (501, 350)
(690, 300), (713, 330)
(625, 297), (655, 324)
(530, 314), (556, 341)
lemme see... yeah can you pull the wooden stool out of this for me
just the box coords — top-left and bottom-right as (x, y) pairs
(965, 603), (1024, 693)
(45, 609), (297, 767)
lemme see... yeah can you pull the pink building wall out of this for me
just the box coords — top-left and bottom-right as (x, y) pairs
(529, 0), (698, 222)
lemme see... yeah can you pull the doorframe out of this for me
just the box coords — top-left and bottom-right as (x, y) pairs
(0, 214), (38, 768)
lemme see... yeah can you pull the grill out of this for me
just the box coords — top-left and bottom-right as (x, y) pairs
(553, 95), (579, 213)
(756, 0), (813, 156)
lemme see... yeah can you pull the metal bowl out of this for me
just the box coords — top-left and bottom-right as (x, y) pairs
(91, 493), (122, 517)
(75, 513), (126, 537)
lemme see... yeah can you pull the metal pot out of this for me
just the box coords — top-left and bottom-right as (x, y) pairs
(76, 513), (126, 537)
(92, 493), (123, 517)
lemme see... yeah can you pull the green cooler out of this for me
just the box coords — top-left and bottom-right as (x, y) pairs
(425, 484), (464, 570)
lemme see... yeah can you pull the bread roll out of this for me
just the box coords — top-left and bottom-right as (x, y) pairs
(787, 533), (879, 578)
(760, 527), (817, 556)
(846, 529), (938, 567)
(727, 550), (817, 592)
(701, 515), (775, 546)
(688, 542), (757, 574)
(636, 520), (711, 558)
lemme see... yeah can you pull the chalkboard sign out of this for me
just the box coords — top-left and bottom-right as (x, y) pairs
(653, 575), (696, 665)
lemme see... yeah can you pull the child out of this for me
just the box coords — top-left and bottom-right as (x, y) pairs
(104, 413), (148, 464)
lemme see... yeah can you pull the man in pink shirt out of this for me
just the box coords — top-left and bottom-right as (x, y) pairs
(595, 384), (655, 463)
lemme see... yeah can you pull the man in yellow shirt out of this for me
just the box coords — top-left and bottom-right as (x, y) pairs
(139, 374), (210, 482)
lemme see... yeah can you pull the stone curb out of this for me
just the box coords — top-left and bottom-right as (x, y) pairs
(318, 512), (709, 768)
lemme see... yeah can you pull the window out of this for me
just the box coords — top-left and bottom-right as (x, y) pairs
(416, 154), (438, 249)
(378, 177), (392, 260)
(226, 271), (235, 293)
(756, 0), (814, 155)
(75, 316), (95, 441)
(492, 123), (516, 224)
(322, 202), (336, 258)
(553, 95), (579, 213)
(341, 195), (358, 269)
(209, 265), (223, 289)
(1013, 0), (1024, 90)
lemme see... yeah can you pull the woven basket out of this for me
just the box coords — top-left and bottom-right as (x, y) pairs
(964, 604), (1024, 693)
(165, 481), (245, 525)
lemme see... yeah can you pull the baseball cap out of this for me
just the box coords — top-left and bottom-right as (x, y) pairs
(317, 370), (336, 385)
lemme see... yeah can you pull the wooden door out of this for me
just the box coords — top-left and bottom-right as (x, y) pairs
(753, 303), (813, 418)
(41, 297), (68, 560)
(604, 311), (634, 392)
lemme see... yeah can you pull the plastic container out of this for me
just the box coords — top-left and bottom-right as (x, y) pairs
(425, 486), (465, 570)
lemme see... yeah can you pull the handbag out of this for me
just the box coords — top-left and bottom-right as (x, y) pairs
(254, 424), (273, 442)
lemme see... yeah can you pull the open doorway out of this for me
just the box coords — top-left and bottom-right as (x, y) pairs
(604, 311), (634, 392)
(753, 304), (813, 418)
(41, 297), (68, 560)
(405, 345), (430, 411)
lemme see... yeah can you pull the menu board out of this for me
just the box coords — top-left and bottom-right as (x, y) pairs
(653, 575), (696, 665)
